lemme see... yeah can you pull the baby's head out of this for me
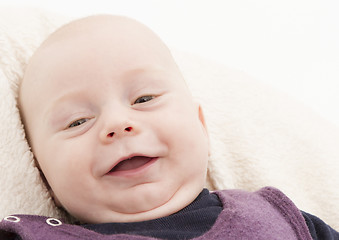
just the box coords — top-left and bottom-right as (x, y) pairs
(19, 15), (209, 223)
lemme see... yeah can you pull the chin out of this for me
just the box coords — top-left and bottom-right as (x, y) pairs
(127, 183), (204, 222)
(95, 185), (201, 223)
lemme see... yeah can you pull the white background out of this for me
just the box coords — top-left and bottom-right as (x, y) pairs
(3, 0), (339, 127)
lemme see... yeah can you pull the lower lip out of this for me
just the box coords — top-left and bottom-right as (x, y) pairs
(106, 157), (158, 177)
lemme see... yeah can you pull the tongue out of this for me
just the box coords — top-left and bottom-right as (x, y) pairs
(113, 157), (151, 172)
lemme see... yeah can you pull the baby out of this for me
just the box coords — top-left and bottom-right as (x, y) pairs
(0, 15), (337, 239)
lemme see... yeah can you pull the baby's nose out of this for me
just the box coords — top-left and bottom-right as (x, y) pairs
(100, 121), (137, 144)
(107, 126), (133, 138)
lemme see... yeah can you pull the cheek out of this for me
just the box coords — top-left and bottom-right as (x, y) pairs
(36, 137), (93, 191)
(37, 140), (98, 212)
(155, 103), (209, 166)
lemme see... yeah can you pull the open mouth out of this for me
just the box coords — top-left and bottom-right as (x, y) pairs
(109, 156), (154, 173)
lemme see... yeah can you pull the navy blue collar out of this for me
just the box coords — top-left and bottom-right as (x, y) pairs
(83, 189), (222, 239)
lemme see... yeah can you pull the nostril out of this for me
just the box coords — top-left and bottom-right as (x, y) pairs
(107, 132), (114, 137)
(106, 127), (132, 138)
(125, 127), (132, 132)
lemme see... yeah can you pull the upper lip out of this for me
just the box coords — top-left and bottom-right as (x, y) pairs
(106, 153), (154, 174)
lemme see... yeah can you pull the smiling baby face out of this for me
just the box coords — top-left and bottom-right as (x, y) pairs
(19, 15), (209, 224)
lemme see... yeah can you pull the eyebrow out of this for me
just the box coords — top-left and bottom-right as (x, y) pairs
(122, 66), (169, 79)
(43, 90), (88, 125)
(43, 66), (171, 123)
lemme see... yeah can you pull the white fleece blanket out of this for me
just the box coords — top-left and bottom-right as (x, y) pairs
(0, 7), (338, 229)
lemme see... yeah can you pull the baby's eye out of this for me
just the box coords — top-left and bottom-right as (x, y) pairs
(134, 95), (155, 104)
(68, 118), (89, 128)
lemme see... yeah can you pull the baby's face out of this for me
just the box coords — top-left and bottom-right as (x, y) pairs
(20, 16), (209, 223)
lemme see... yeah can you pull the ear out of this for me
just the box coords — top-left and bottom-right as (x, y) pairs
(195, 102), (211, 155)
(197, 104), (207, 132)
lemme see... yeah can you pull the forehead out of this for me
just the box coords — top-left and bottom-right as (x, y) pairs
(19, 16), (185, 117)
(31, 16), (173, 72)
(22, 16), (179, 91)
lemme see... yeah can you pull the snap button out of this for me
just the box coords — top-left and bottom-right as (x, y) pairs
(4, 216), (20, 223)
(46, 218), (62, 226)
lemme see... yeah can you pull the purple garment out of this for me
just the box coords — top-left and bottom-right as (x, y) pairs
(0, 187), (312, 239)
